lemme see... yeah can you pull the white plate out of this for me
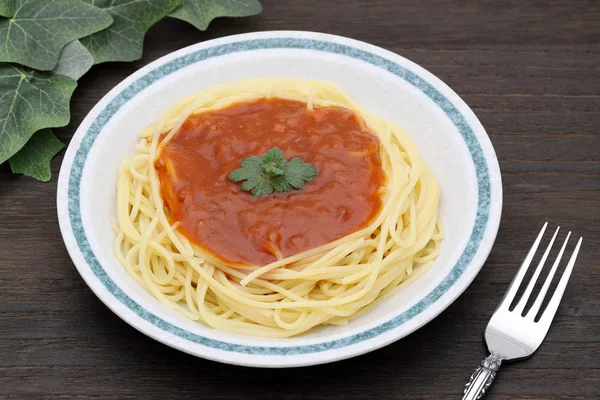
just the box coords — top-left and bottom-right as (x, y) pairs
(57, 31), (502, 367)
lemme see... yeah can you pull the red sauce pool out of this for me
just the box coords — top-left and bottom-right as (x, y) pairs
(155, 98), (385, 266)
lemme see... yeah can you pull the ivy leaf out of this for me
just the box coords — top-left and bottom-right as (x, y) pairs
(52, 40), (94, 80)
(0, 0), (15, 17)
(80, 0), (182, 64)
(9, 129), (64, 181)
(0, 0), (113, 70)
(0, 64), (77, 164)
(169, 0), (262, 31)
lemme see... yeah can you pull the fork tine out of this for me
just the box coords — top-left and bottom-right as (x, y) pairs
(539, 237), (582, 327)
(526, 232), (571, 319)
(513, 226), (560, 315)
(499, 222), (548, 310)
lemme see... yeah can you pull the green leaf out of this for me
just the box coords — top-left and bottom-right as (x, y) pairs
(80, 0), (182, 64)
(52, 40), (94, 80)
(261, 147), (285, 177)
(169, 0), (262, 31)
(284, 157), (318, 189)
(0, 64), (77, 164)
(0, 0), (113, 70)
(240, 176), (262, 191)
(0, 0), (15, 17)
(251, 180), (273, 197)
(228, 156), (261, 182)
(228, 147), (317, 197)
(9, 129), (64, 181)
(271, 175), (292, 193)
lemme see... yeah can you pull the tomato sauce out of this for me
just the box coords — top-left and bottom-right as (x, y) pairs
(155, 98), (385, 266)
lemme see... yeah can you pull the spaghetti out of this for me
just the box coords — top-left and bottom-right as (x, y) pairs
(114, 79), (443, 338)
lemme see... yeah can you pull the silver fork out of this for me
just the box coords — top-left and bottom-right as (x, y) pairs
(462, 222), (583, 400)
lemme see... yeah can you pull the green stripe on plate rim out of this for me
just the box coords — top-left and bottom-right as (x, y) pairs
(68, 37), (490, 355)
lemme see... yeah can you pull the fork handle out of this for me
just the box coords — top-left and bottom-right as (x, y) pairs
(462, 352), (503, 400)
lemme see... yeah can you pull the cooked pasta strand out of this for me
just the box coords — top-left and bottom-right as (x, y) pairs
(115, 79), (442, 338)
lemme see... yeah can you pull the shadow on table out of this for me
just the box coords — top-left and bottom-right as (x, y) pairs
(100, 288), (481, 400)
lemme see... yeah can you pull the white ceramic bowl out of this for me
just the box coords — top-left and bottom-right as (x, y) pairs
(57, 31), (502, 367)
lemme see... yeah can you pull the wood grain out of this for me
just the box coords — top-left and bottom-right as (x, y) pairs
(1, 1), (599, 399)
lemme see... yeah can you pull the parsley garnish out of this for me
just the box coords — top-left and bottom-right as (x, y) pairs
(228, 148), (318, 197)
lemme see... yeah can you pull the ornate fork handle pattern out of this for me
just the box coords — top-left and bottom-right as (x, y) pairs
(462, 353), (503, 400)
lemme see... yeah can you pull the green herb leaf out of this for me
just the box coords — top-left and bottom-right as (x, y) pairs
(169, 0), (262, 31)
(0, 0), (15, 17)
(271, 175), (293, 193)
(261, 147), (285, 177)
(0, 0), (113, 70)
(228, 156), (262, 182)
(52, 40), (94, 80)
(228, 147), (318, 197)
(284, 157), (318, 189)
(80, 0), (182, 64)
(0, 64), (77, 164)
(9, 129), (64, 181)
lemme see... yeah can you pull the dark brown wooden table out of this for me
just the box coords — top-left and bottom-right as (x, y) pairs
(1, 1), (598, 399)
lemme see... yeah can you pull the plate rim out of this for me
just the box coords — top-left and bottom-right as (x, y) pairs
(57, 30), (502, 367)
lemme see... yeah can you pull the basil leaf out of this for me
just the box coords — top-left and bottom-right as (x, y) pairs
(0, 0), (113, 70)
(80, 0), (182, 64)
(9, 129), (64, 181)
(170, 0), (262, 31)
